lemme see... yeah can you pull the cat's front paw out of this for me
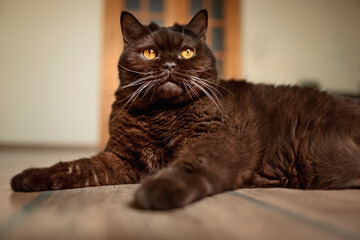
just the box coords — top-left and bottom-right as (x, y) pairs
(134, 177), (194, 210)
(11, 168), (51, 192)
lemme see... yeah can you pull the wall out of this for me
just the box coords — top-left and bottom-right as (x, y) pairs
(242, 0), (360, 94)
(0, 0), (103, 146)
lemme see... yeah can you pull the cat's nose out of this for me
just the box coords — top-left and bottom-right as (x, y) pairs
(162, 62), (176, 71)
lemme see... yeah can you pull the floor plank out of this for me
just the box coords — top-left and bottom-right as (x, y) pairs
(0, 148), (97, 226)
(1, 149), (359, 240)
(237, 188), (360, 235)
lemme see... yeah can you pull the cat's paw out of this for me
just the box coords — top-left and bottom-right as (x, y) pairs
(11, 168), (51, 192)
(134, 177), (194, 210)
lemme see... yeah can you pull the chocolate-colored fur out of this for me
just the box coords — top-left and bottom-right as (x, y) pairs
(11, 10), (360, 210)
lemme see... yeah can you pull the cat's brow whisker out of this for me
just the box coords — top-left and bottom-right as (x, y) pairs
(145, 26), (156, 42)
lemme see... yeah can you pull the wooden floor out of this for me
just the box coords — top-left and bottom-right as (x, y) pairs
(0, 148), (359, 240)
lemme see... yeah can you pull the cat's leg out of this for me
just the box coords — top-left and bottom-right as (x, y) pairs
(308, 137), (360, 189)
(134, 131), (258, 209)
(11, 151), (139, 191)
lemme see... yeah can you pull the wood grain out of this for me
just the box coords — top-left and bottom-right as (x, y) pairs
(224, 0), (241, 79)
(1, 149), (359, 240)
(99, 0), (124, 149)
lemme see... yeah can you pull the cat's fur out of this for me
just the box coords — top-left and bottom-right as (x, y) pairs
(11, 10), (360, 210)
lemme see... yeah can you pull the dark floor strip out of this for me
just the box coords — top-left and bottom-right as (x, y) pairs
(0, 191), (52, 239)
(228, 191), (360, 240)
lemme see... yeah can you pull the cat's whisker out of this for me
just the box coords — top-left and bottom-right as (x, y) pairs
(182, 82), (195, 102)
(124, 82), (151, 105)
(119, 72), (166, 92)
(190, 80), (222, 113)
(150, 82), (159, 103)
(119, 79), (147, 90)
(138, 80), (159, 102)
(173, 74), (201, 100)
(124, 88), (147, 111)
(183, 68), (213, 73)
(115, 81), (152, 116)
(190, 77), (224, 100)
(183, 81), (203, 103)
(173, 73), (214, 104)
(193, 84), (225, 122)
(195, 82), (223, 111)
(119, 77), (153, 90)
(187, 77), (225, 121)
(118, 64), (155, 75)
(189, 75), (236, 100)
(145, 25), (157, 42)
(174, 72), (225, 103)
(189, 79), (228, 113)
(118, 76), (164, 114)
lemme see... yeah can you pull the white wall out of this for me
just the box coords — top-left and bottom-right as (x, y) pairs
(242, 0), (360, 94)
(0, 0), (103, 146)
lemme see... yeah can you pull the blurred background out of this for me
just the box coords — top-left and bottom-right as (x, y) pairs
(0, 0), (359, 149)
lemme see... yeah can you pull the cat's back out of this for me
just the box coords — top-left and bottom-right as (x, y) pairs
(218, 80), (360, 189)
(219, 80), (360, 143)
(221, 80), (359, 122)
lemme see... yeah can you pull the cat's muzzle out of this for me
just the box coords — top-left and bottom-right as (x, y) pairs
(158, 81), (183, 99)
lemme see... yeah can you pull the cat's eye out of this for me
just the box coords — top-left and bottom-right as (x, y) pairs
(181, 48), (194, 59)
(143, 48), (157, 60)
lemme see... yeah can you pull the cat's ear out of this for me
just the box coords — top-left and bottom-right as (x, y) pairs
(120, 11), (146, 44)
(186, 9), (208, 40)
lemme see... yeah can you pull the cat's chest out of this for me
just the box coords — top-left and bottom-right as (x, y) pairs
(122, 101), (221, 139)
(106, 98), (228, 175)
(110, 102), (224, 168)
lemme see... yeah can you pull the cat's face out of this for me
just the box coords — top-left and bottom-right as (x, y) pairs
(117, 10), (217, 110)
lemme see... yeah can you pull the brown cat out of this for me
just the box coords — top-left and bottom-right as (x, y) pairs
(11, 10), (360, 210)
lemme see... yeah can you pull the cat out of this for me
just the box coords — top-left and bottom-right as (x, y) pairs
(11, 10), (360, 210)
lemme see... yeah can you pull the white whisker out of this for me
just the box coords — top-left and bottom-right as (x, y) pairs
(182, 82), (195, 101)
(118, 64), (154, 75)
(183, 81), (202, 102)
(190, 81), (221, 110)
(190, 80), (225, 122)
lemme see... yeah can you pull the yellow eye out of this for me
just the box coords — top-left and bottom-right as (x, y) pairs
(181, 48), (194, 59)
(143, 48), (157, 60)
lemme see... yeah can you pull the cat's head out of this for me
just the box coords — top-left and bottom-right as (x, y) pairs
(117, 10), (217, 111)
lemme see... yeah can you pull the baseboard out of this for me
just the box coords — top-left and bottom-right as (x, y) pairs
(0, 143), (99, 151)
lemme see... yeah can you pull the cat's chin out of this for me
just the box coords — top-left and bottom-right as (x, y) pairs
(158, 82), (183, 100)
